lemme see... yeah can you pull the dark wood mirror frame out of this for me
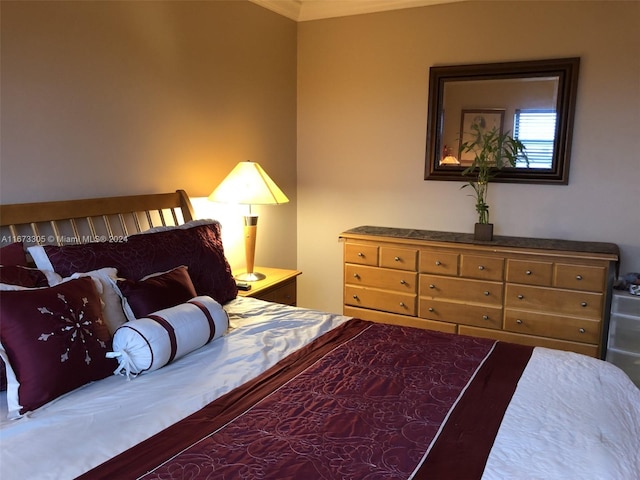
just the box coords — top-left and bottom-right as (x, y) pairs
(425, 57), (580, 184)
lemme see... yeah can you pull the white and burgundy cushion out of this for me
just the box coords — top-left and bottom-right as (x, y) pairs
(117, 265), (197, 321)
(0, 242), (27, 267)
(108, 296), (229, 377)
(28, 220), (237, 304)
(0, 277), (117, 418)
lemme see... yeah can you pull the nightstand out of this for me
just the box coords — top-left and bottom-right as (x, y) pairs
(235, 267), (301, 306)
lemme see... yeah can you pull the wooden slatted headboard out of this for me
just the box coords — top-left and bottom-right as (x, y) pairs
(0, 190), (195, 247)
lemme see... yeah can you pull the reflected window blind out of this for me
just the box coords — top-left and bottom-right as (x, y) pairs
(514, 110), (556, 168)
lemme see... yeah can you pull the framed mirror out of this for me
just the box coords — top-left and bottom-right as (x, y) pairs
(425, 58), (580, 184)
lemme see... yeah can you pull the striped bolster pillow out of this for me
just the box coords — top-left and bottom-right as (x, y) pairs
(107, 296), (229, 378)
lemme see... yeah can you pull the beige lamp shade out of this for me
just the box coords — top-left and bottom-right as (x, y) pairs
(439, 145), (460, 165)
(208, 160), (289, 282)
(208, 160), (289, 205)
(440, 154), (460, 165)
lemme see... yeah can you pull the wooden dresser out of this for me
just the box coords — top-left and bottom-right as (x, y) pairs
(340, 227), (619, 358)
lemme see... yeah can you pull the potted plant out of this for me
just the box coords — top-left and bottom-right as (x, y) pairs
(460, 125), (527, 241)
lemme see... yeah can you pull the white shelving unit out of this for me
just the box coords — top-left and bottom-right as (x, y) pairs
(606, 290), (640, 387)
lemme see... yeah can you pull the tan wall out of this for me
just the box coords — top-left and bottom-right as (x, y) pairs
(0, 0), (297, 272)
(297, 1), (640, 313)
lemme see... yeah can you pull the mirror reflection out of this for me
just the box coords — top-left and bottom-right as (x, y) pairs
(425, 58), (580, 184)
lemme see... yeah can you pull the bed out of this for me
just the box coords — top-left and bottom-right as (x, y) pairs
(1, 190), (638, 480)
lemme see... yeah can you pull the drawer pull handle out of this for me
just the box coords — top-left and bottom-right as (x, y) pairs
(525, 270), (532, 275)
(399, 302), (405, 307)
(482, 315), (489, 321)
(435, 260), (442, 266)
(576, 275), (583, 281)
(579, 328), (586, 334)
(400, 279), (406, 285)
(357, 252), (364, 257)
(353, 273), (360, 279)
(428, 307), (434, 312)
(516, 319), (523, 325)
(517, 294), (524, 300)
(484, 291), (490, 296)
(429, 284), (436, 289)
(478, 265), (485, 271)
(394, 256), (401, 262)
(581, 302), (588, 307)
(352, 294), (359, 300)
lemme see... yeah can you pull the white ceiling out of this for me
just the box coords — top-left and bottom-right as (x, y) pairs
(248, 0), (465, 21)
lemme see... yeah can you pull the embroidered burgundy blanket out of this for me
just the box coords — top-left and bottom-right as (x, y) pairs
(81, 319), (532, 479)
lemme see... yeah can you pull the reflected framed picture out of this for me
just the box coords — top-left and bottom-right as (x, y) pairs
(459, 109), (505, 164)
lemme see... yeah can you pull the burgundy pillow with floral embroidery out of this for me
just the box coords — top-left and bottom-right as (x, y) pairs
(0, 242), (27, 267)
(0, 277), (116, 417)
(0, 265), (63, 392)
(32, 221), (237, 304)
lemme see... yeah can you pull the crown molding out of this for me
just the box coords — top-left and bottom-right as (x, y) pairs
(249, 0), (303, 21)
(249, 0), (464, 22)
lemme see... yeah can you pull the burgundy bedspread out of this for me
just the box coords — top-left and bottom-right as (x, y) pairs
(82, 319), (532, 480)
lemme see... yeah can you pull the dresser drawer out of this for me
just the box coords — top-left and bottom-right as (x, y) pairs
(554, 263), (606, 292)
(460, 254), (504, 281)
(420, 274), (503, 306)
(345, 264), (417, 293)
(380, 246), (418, 271)
(344, 243), (378, 266)
(344, 305), (457, 334)
(504, 309), (600, 343)
(506, 259), (553, 286)
(419, 298), (502, 329)
(459, 326), (599, 357)
(345, 285), (416, 316)
(505, 284), (603, 320)
(419, 250), (459, 276)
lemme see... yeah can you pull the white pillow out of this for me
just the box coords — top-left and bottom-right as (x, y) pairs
(26, 245), (54, 271)
(67, 268), (128, 335)
(107, 296), (229, 378)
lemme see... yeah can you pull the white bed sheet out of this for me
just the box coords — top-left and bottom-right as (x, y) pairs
(1, 297), (639, 480)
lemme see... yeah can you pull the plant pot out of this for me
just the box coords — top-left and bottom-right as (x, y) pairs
(474, 223), (493, 241)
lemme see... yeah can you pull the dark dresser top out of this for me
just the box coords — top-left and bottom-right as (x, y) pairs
(340, 226), (619, 259)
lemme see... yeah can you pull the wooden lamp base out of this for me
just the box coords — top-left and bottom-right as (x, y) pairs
(236, 215), (266, 281)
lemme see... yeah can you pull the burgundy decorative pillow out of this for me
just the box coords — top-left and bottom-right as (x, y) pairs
(31, 221), (237, 304)
(117, 265), (197, 320)
(0, 265), (57, 288)
(0, 277), (116, 417)
(0, 265), (63, 393)
(0, 242), (27, 266)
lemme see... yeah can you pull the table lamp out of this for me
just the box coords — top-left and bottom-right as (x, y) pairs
(209, 160), (289, 281)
